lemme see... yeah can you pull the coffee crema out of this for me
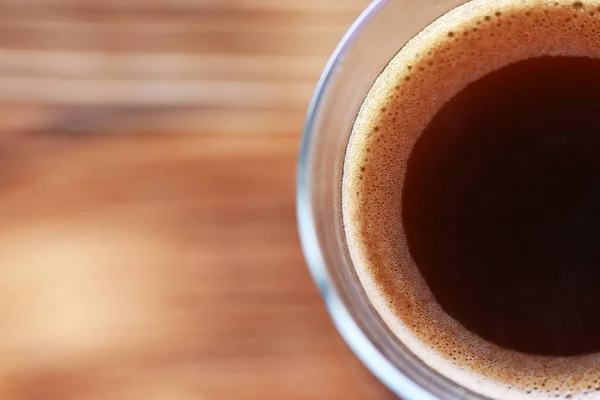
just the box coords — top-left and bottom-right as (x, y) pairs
(342, 0), (600, 398)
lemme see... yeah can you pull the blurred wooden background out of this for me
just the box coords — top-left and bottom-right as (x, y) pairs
(0, 0), (400, 399)
(186, 1), (395, 398)
(170, 1), (395, 398)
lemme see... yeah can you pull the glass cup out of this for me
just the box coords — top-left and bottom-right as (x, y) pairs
(297, 0), (487, 399)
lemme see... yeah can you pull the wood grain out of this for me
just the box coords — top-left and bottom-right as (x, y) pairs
(0, 0), (399, 398)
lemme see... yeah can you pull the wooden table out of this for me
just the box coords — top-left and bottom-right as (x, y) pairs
(0, 0), (399, 399)
(182, 1), (395, 398)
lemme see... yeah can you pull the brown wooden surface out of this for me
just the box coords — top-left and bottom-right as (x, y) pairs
(177, 1), (395, 398)
(0, 0), (399, 399)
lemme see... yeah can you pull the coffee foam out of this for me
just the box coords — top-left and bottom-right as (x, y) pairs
(342, 0), (600, 398)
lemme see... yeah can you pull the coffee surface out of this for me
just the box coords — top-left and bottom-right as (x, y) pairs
(404, 56), (600, 357)
(343, 0), (600, 398)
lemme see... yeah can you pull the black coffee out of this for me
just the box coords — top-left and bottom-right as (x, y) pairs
(342, 0), (600, 397)
(403, 56), (600, 357)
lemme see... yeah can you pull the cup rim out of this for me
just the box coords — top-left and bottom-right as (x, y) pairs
(296, 1), (443, 399)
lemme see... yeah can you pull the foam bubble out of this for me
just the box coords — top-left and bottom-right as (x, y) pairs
(342, 0), (600, 398)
